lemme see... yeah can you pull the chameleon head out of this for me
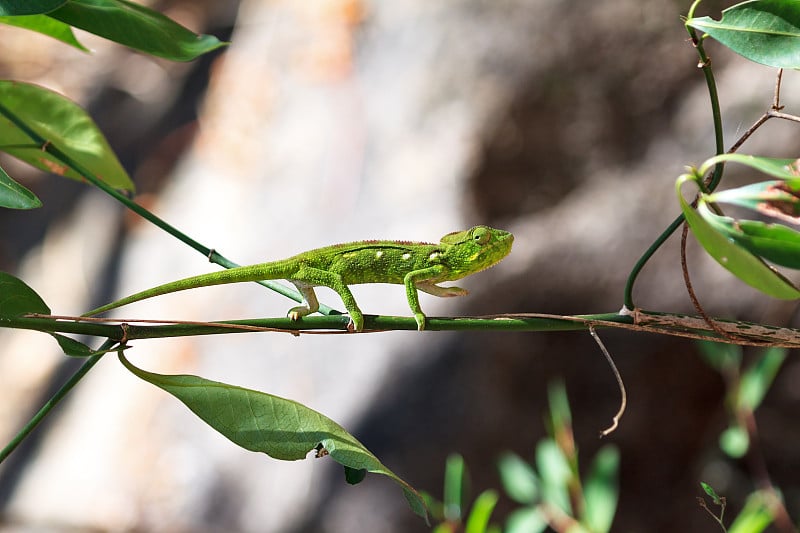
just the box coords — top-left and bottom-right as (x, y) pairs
(439, 225), (514, 279)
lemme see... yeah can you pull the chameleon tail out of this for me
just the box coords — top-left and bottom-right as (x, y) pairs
(82, 261), (293, 317)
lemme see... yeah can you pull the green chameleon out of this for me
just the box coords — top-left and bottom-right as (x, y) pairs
(84, 225), (513, 332)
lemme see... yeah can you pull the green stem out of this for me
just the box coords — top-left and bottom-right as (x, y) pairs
(0, 100), (337, 316)
(622, 20), (725, 310)
(4, 310), (795, 346)
(0, 340), (114, 464)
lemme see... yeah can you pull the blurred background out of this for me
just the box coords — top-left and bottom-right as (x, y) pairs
(1, 0), (800, 531)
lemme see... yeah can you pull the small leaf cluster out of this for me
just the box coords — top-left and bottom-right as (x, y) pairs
(679, 1), (800, 298)
(424, 383), (620, 533)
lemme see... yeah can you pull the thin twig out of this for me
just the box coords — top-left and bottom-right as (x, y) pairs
(768, 110), (800, 124)
(589, 325), (626, 437)
(773, 69), (784, 111)
(679, 223), (767, 345)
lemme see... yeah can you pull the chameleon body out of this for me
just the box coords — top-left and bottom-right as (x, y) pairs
(84, 225), (513, 332)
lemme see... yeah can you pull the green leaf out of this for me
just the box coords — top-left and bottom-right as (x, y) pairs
(729, 491), (775, 533)
(506, 507), (548, 533)
(582, 446), (619, 533)
(535, 440), (572, 514)
(720, 425), (750, 458)
(48, 0), (227, 61)
(49, 333), (118, 357)
(0, 81), (133, 192)
(708, 180), (800, 220)
(0, 0), (65, 15)
(687, 0), (800, 69)
(497, 452), (539, 504)
(677, 175), (800, 299)
(700, 203), (800, 269)
(117, 353), (428, 522)
(700, 481), (723, 505)
(0, 165), (41, 209)
(0, 271), (50, 318)
(444, 454), (466, 521)
(464, 490), (499, 533)
(0, 14), (88, 51)
(738, 347), (786, 411)
(698, 154), (800, 180)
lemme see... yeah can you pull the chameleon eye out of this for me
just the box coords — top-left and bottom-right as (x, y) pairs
(473, 227), (490, 245)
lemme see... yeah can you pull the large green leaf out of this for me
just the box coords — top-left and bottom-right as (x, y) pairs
(0, 165), (42, 209)
(0, 271), (50, 318)
(0, 14), (88, 51)
(687, 0), (800, 69)
(118, 353), (428, 522)
(0, 0), (65, 15)
(701, 207), (800, 269)
(48, 0), (226, 62)
(0, 81), (133, 191)
(677, 175), (800, 299)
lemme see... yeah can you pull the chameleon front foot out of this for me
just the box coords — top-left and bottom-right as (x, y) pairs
(348, 310), (364, 332)
(287, 306), (313, 322)
(415, 312), (426, 331)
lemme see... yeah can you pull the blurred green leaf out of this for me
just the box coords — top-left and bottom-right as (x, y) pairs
(729, 491), (775, 533)
(720, 425), (750, 458)
(536, 440), (572, 513)
(444, 454), (466, 522)
(738, 348), (786, 411)
(506, 507), (548, 533)
(48, 0), (226, 61)
(0, 271), (50, 318)
(0, 14), (88, 50)
(420, 491), (444, 523)
(0, 0), (65, 15)
(464, 490), (499, 533)
(583, 446), (619, 533)
(677, 175), (800, 299)
(687, 0), (800, 68)
(0, 81), (133, 191)
(0, 165), (41, 209)
(498, 452), (540, 504)
(697, 341), (742, 373)
(547, 380), (572, 430)
(118, 352), (428, 522)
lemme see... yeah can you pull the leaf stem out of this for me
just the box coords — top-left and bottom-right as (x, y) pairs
(5, 310), (800, 347)
(623, 21), (725, 310)
(0, 340), (114, 464)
